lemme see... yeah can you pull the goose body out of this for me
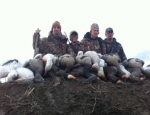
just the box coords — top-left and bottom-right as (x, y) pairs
(25, 59), (44, 83)
(43, 53), (54, 75)
(0, 68), (34, 84)
(76, 51), (92, 66)
(84, 51), (100, 70)
(123, 58), (144, 68)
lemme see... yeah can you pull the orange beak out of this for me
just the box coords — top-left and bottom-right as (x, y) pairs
(68, 75), (76, 79)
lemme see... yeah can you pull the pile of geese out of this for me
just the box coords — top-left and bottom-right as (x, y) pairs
(0, 51), (150, 86)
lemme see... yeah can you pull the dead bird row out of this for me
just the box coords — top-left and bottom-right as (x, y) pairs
(0, 51), (150, 86)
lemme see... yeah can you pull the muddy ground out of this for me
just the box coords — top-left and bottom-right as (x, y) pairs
(0, 77), (150, 115)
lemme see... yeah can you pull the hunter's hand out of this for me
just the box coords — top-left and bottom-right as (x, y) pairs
(35, 28), (41, 33)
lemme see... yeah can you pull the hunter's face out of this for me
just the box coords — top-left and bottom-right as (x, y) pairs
(53, 26), (61, 34)
(105, 33), (114, 39)
(70, 35), (78, 42)
(91, 29), (99, 38)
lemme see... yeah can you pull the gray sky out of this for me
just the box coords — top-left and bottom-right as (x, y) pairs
(0, 0), (150, 65)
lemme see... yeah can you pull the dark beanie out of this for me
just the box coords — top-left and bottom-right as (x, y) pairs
(51, 21), (61, 31)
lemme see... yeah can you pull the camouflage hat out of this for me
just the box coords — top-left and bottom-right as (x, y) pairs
(51, 21), (61, 30)
(105, 27), (114, 33)
(70, 30), (78, 40)
(91, 23), (99, 30)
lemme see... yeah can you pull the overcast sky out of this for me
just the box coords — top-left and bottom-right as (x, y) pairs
(0, 0), (150, 66)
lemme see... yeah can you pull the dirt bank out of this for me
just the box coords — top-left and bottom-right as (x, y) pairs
(0, 77), (150, 115)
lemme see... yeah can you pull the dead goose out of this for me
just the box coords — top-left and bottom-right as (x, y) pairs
(2, 59), (18, 66)
(123, 58), (144, 68)
(84, 51), (100, 70)
(97, 53), (107, 67)
(53, 76), (62, 86)
(0, 59), (22, 79)
(0, 66), (12, 79)
(57, 69), (76, 79)
(102, 53), (127, 79)
(1, 59), (22, 69)
(42, 53), (55, 75)
(58, 54), (75, 73)
(33, 53), (42, 59)
(0, 68), (34, 84)
(141, 65), (150, 78)
(25, 59), (44, 83)
(126, 68), (146, 83)
(119, 63), (131, 79)
(70, 64), (99, 83)
(76, 51), (92, 66)
(84, 51), (106, 79)
(104, 66), (125, 85)
(84, 74), (99, 84)
(97, 59), (106, 80)
(53, 70), (76, 86)
(101, 53), (120, 66)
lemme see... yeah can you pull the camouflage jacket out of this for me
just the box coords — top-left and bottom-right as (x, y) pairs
(81, 32), (106, 55)
(67, 41), (84, 57)
(33, 32), (68, 56)
(104, 38), (127, 62)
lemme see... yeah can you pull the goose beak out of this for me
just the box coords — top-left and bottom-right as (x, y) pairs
(92, 64), (99, 71)
(122, 74), (129, 79)
(140, 76), (146, 81)
(116, 80), (125, 85)
(53, 82), (61, 86)
(67, 75), (76, 79)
